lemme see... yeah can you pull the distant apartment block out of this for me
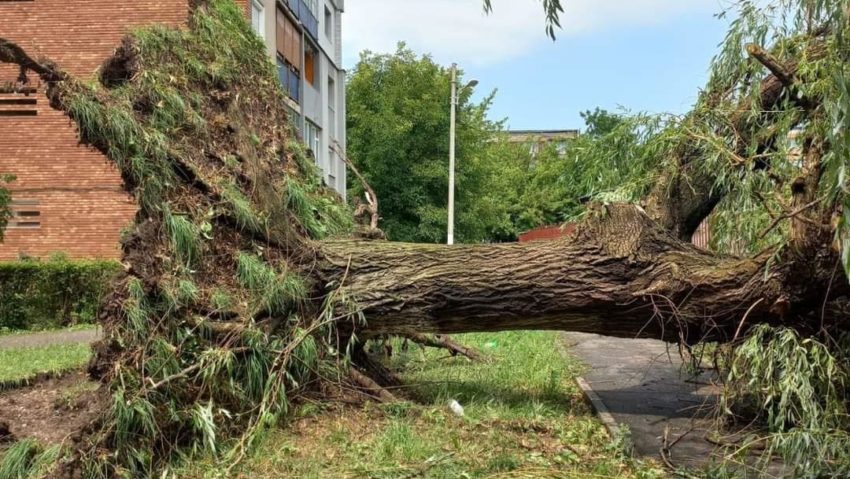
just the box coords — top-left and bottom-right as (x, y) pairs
(507, 129), (580, 156)
(247, 0), (347, 197)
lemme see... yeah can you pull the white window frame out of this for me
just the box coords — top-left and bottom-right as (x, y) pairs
(305, 120), (321, 162)
(251, 0), (266, 38)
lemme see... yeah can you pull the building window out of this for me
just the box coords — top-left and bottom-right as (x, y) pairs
(324, 5), (333, 40)
(328, 146), (338, 181)
(251, 0), (265, 38)
(305, 44), (318, 87)
(305, 120), (321, 161)
(7, 200), (41, 229)
(327, 75), (336, 137)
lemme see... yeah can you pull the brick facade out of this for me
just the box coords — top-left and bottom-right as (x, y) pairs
(0, 0), (190, 260)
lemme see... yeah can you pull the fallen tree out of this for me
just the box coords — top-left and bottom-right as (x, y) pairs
(2, 0), (850, 476)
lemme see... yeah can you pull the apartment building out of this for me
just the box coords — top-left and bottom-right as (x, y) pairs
(506, 129), (580, 157)
(248, 0), (347, 196)
(0, 0), (346, 261)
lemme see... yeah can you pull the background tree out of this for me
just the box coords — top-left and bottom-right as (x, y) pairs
(580, 107), (626, 137)
(508, 109), (657, 231)
(346, 45), (514, 243)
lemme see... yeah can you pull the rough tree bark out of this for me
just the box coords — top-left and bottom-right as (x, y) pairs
(1, 33), (844, 350)
(317, 205), (843, 344)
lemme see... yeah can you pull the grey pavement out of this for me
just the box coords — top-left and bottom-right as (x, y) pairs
(0, 327), (101, 350)
(562, 332), (726, 469)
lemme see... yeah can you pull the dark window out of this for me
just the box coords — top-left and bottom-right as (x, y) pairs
(324, 6), (332, 40)
(8, 200), (41, 229)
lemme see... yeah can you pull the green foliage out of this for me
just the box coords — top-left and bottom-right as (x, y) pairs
(163, 206), (201, 267)
(506, 111), (666, 231)
(720, 326), (850, 476)
(0, 257), (120, 330)
(346, 45), (515, 243)
(581, 108), (627, 137)
(0, 174), (13, 242)
(0, 439), (61, 479)
(679, 0), (850, 259)
(236, 252), (307, 316)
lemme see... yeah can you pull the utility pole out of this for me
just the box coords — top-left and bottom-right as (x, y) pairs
(447, 63), (457, 245)
(447, 65), (477, 245)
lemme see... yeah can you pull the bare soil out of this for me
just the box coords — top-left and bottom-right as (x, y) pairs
(0, 371), (105, 445)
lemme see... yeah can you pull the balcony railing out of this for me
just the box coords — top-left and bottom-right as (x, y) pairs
(282, 0), (319, 40)
(277, 59), (301, 104)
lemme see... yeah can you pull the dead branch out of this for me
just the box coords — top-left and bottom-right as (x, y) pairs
(757, 197), (823, 240)
(405, 333), (484, 361)
(349, 367), (398, 403)
(746, 44), (795, 86)
(332, 141), (380, 232)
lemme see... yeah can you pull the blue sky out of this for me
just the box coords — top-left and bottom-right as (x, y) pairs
(343, 1), (733, 130)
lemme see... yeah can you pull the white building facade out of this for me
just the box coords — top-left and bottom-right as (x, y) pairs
(250, 0), (347, 198)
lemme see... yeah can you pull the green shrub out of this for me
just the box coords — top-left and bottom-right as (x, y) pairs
(0, 256), (121, 330)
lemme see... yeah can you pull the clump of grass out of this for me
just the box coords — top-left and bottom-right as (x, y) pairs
(163, 206), (201, 267)
(236, 252), (307, 316)
(0, 439), (62, 479)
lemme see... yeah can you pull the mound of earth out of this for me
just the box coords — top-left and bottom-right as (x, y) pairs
(0, 371), (104, 445)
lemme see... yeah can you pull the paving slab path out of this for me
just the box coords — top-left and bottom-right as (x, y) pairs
(562, 332), (727, 470)
(0, 327), (101, 350)
(563, 332), (793, 477)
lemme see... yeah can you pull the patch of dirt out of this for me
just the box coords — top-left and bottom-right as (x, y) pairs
(0, 370), (105, 445)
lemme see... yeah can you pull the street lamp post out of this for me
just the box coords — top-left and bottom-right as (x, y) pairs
(447, 63), (477, 245)
(448, 64), (458, 245)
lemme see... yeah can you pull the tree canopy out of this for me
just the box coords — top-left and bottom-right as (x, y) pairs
(346, 45), (516, 243)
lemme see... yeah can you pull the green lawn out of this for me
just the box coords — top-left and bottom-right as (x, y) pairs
(182, 331), (665, 478)
(0, 343), (92, 385)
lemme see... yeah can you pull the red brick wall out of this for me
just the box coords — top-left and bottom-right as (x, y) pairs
(0, 90), (138, 260)
(0, 0), (190, 260)
(518, 224), (577, 242)
(0, 0), (189, 79)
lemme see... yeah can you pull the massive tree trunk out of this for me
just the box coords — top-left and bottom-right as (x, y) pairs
(317, 205), (841, 343)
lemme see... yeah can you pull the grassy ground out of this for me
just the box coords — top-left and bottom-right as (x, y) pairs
(182, 331), (665, 478)
(0, 343), (92, 385)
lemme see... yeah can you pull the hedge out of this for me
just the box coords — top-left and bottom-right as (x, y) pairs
(0, 256), (121, 330)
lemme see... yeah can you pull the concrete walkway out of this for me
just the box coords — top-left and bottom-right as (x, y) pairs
(562, 332), (722, 469)
(0, 327), (101, 350)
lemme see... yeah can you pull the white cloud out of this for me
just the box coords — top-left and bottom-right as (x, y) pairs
(343, 0), (719, 67)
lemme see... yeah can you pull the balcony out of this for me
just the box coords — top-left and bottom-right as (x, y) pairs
(277, 59), (300, 104)
(282, 0), (319, 40)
